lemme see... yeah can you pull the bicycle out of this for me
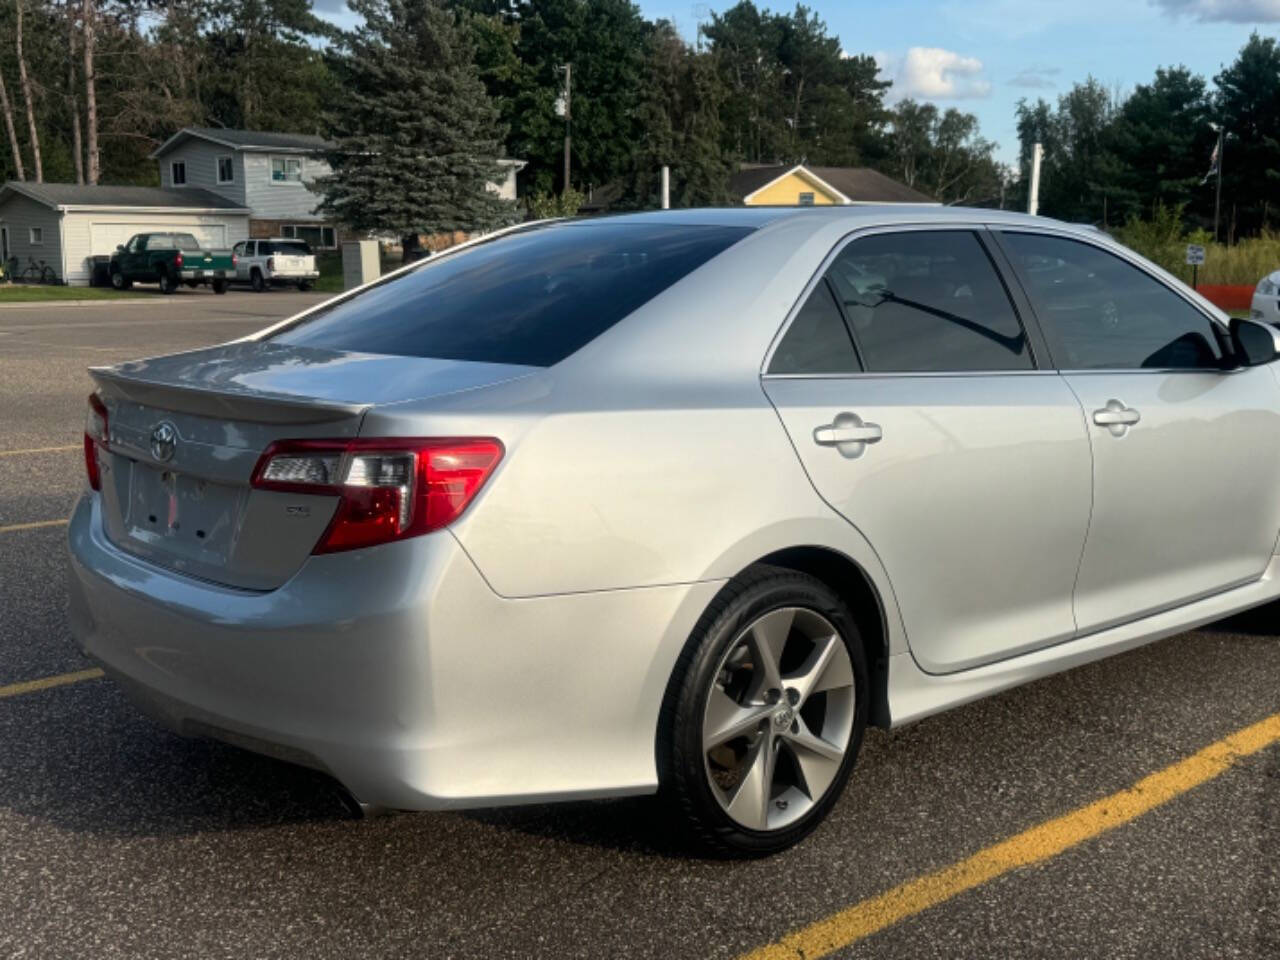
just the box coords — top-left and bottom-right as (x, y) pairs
(8, 256), (57, 284)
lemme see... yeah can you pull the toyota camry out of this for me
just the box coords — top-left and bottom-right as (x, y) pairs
(68, 207), (1280, 855)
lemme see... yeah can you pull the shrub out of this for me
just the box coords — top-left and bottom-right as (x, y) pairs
(1112, 205), (1280, 286)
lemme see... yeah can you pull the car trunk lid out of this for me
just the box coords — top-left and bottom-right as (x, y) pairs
(89, 341), (534, 590)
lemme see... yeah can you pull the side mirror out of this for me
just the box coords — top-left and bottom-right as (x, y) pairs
(1230, 317), (1280, 367)
(116, 244), (124, 252)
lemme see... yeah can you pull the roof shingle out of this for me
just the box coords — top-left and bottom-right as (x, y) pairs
(1, 182), (249, 210)
(728, 164), (935, 204)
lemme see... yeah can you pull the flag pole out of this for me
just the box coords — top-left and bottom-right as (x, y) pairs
(1213, 127), (1224, 244)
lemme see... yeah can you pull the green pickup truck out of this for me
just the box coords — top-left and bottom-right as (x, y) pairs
(109, 232), (235, 294)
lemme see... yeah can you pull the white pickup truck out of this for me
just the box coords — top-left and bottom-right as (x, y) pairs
(230, 238), (320, 292)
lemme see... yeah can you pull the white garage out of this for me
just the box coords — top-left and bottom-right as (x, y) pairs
(0, 182), (249, 286)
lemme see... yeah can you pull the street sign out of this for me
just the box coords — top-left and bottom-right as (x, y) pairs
(1186, 244), (1206, 266)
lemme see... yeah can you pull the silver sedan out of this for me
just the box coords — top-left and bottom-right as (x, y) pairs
(67, 207), (1280, 855)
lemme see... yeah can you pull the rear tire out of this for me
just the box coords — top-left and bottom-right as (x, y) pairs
(250, 269), (266, 293)
(659, 565), (868, 857)
(298, 280), (313, 292)
(158, 271), (177, 294)
(211, 278), (227, 294)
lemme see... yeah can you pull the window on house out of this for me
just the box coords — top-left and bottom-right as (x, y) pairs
(29, 227), (43, 246)
(171, 161), (186, 186)
(271, 157), (304, 183)
(281, 224), (336, 249)
(798, 192), (816, 206)
(217, 156), (234, 184)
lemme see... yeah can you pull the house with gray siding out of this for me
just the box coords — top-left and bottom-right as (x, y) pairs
(151, 128), (340, 250)
(0, 182), (249, 285)
(151, 127), (525, 250)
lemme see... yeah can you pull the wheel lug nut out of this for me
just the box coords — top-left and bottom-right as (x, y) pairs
(786, 688), (800, 705)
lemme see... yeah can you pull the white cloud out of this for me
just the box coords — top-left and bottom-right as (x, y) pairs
(876, 47), (992, 101)
(1154, 0), (1280, 20)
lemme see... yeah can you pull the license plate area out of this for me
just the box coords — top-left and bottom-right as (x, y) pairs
(122, 463), (245, 569)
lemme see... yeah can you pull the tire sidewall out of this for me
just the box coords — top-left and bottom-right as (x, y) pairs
(110, 270), (124, 290)
(664, 569), (869, 855)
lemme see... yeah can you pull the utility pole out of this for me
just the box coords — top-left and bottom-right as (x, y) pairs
(1213, 126), (1225, 244)
(560, 63), (572, 197)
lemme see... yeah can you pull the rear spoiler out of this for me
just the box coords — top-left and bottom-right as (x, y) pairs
(89, 366), (369, 426)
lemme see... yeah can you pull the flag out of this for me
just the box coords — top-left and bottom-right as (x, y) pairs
(1201, 137), (1220, 185)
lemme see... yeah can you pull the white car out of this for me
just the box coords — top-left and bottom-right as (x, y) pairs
(231, 238), (320, 292)
(1251, 270), (1280, 321)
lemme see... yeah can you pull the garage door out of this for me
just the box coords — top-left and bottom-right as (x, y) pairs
(88, 221), (227, 255)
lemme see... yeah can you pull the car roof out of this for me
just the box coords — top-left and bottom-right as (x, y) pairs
(582, 205), (1076, 233)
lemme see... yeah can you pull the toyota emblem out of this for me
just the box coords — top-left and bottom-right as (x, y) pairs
(150, 421), (178, 462)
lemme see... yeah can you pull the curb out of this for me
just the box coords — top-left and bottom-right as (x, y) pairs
(0, 297), (163, 310)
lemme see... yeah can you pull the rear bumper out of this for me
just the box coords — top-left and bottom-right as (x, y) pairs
(179, 269), (229, 280)
(66, 493), (719, 809)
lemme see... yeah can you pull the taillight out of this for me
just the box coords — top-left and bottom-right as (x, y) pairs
(232, 253), (238, 267)
(175, 251), (184, 269)
(84, 393), (109, 491)
(251, 438), (503, 554)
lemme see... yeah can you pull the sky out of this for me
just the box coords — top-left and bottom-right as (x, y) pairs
(316, 0), (1280, 166)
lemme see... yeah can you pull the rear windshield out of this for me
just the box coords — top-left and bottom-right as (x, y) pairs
(262, 240), (311, 256)
(146, 233), (200, 251)
(268, 221), (752, 366)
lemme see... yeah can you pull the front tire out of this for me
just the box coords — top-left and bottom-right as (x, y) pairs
(110, 269), (131, 290)
(659, 566), (868, 857)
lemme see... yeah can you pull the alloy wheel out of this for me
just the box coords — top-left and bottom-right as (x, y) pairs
(701, 606), (856, 832)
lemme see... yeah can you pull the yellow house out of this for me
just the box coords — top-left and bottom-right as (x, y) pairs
(729, 164), (936, 206)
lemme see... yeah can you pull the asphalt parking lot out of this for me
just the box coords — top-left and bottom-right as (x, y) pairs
(1, 289), (1278, 960)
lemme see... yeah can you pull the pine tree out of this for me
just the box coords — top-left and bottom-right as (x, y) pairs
(317, 0), (515, 248)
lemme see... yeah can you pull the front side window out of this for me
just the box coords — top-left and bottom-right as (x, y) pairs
(217, 156), (235, 183)
(271, 157), (303, 183)
(171, 161), (186, 186)
(769, 279), (861, 374)
(270, 222), (752, 367)
(1000, 232), (1223, 370)
(824, 230), (1032, 373)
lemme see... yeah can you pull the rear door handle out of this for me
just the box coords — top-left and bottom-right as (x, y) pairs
(814, 413), (882, 458)
(1092, 399), (1141, 436)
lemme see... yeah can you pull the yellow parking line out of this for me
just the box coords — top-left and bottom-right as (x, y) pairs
(0, 444), (79, 457)
(739, 711), (1280, 960)
(0, 518), (69, 534)
(0, 667), (104, 699)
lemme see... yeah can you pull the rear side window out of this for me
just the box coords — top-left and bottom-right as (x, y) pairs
(270, 222), (752, 366)
(1000, 232), (1223, 370)
(769, 279), (861, 374)
(825, 230), (1032, 373)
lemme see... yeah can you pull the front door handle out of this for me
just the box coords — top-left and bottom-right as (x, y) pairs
(1093, 399), (1141, 437)
(814, 412), (882, 459)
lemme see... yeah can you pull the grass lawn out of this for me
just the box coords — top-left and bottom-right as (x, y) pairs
(0, 284), (147, 303)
